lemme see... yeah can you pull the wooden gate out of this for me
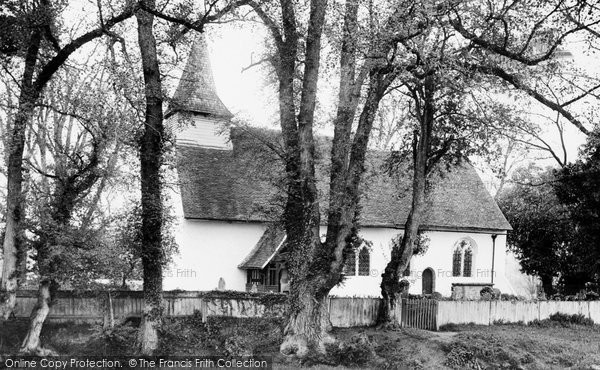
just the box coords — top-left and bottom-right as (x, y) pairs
(400, 298), (438, 330)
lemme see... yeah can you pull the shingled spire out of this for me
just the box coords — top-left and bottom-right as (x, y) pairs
(168, 34), (232, 118)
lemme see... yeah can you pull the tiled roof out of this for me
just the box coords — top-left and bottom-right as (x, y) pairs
(168, 34), (232, 118)
(177, 127), (512, 231)
(238, 224), (286, 269)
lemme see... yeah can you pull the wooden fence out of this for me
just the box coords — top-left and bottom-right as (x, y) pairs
(329, 297), (380, 327)
(400, 299), (438, 330)
(12, 291), (600, 330)
(437, 300), (600, 327)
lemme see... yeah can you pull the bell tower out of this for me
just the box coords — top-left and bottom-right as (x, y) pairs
(166, 34), (232, 149)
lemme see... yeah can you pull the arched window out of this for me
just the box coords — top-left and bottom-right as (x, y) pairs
(358, 247), (370, 276)
(463, 248), (473, 277)
(452, 238), (477, 277)
(343, 248), (356, 276)
(452, 248), (462, 276)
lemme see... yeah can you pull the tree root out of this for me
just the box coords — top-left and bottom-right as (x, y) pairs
(19, 346), (58, 356)
(280, 332), (337, 358)
(375, 321), (402, 330)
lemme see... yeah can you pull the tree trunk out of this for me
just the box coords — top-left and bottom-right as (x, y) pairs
(136, 0), (165, 355)
(379, 76), (435, 326)
(540, 275), (555, 297)
(19, 280), (56, 355)
(280, 279), (334, 357)
(1, 29), (41, 320)
(379, 159), (427, 326)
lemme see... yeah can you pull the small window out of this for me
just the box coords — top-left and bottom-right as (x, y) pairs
(247, 269), (263, 284)
(452, 249), (462, 277)
(267, 265), (278, 286)
(358, 247), (370, 276)
(463, 249), (472, 277)
(343, 248), (356, 276)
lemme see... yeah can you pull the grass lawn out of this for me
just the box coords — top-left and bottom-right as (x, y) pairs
(2, 316), (600, 369)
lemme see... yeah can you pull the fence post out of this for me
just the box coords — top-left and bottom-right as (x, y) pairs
(201, 297), (207, 323)
(435, 300), (439, 331)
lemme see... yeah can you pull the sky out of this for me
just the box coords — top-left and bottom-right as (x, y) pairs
(201, 24), (278, 128)
(200, 22), (594, 174)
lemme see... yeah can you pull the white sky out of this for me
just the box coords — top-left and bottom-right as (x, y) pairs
(204, 24), (278, 128)
(202, 23), (594, 170)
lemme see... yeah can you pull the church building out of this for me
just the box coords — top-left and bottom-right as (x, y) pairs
(163, 35), (530, 298)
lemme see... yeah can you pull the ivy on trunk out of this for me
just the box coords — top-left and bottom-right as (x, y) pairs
(135, 0), (166, 355)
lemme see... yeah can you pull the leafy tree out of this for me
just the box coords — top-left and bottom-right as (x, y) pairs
(448, 0), (598, 136)
(17, 62), (131, 354)
(104, 0), (250, 354)
(554, 131), (600, 294)
(497, 165), (574, 296)
(375, 4), (520, 324)
(245, 0), (427, 356)
(0, 0), (136, 320)
(80, 201), (178, 290)
(134, 0), (167, 354)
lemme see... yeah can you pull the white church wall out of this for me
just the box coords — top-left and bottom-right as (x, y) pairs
(164, 219), (266, 291)
(167, 213), (516, 297)
(408, 231), (509, 297)
(329, 227), (402, 297)
(330, 229), (511, 298)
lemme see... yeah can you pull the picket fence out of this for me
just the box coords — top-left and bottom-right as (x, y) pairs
(437, 300), (600, 327)
(12, 291), (600, 330)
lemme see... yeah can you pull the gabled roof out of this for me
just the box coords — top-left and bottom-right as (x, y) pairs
(238, 224), (287, 269)
(168, 34), (232, 118)
(177, 127), (512, 231)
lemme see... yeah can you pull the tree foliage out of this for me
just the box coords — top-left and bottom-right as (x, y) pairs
(497, 165), (574, 295)
(554, 131), (600, 293)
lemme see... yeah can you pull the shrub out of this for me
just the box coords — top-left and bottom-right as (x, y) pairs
(223, 335), (254, 357)
(549, 313), (594, 326)
(529, 313), (594, 327)
(326, 333), (375, 367)
(586, 291), (600, 301)
(439, 322), (478, 332)
(439, 323), (461, 332)
(431, 292), (444, 300)
(480, 287), (494, 301)
(443, 342), (478, 368)
(101, 325), (138, 355)
(500, 293), (528, 301)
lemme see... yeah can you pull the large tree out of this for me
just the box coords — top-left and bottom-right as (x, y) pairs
(131, 0), (251, 354)
(246, 0), (426, 356)
(448, 0), (599, 137)
(0, 0), (135, 319)
(497, 165), (574, 296)
(554, 131), (600, 294)
(378, 68), (500, 325)
(134, 0), (167, 354)
(16, 64), (129, 354)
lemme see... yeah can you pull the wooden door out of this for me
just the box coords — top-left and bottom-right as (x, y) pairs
(422, 268), (433, 295)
